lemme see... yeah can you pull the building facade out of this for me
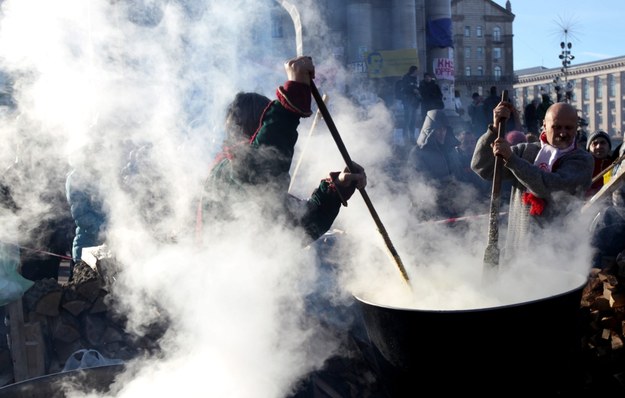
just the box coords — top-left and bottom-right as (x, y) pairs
(514, 56), (625, 141)
(451, 0), (515, 106)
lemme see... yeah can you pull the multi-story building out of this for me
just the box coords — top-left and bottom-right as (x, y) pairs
(514, 56), (625, 141)
(451, 0), (515, 103)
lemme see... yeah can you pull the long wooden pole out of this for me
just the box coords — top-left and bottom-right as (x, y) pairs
(591, 152), (625, 185)
(276, 0), (410, 285)
(482, 90), (509, 273)
(310, 82), (411, 284)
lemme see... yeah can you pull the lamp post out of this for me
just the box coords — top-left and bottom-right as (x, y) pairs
(558, 29), (575, 103)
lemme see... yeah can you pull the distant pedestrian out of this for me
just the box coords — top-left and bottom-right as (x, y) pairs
(536, 93), (554, 129)
(482, 86), (499, 122)
(468, 92), (488, 135)
(397, 65), (421, 145)
(524, 97), (540, 134)
(418, 73), (444, 121)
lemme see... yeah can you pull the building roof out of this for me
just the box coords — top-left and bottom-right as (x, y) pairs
(515, 55), (625, 80)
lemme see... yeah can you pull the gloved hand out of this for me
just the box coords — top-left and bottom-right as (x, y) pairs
(284, 56), (315, 85)
(330, 161), (367, 205)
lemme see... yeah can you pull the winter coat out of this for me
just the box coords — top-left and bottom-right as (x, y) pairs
(399, 74), (421, 107)
(471, 126), (593, 260)
(405, 109), (464, 218)
(468, 101), (488, 135)
(65, 168), (107, 262)
(406, 110), (462, 183)
(418, 80), (444, 114)
(201, 82), (346, 244)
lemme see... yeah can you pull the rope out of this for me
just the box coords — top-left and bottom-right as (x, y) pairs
(12, 244), (72, 261)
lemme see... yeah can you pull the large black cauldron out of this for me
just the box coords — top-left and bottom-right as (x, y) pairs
(0, 364), (124, 398)
(355, 275), (587, 396)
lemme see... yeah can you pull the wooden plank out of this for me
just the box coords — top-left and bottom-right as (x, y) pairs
(6, 299), (28, 382)
(23, 321), (46, 378)
(582, 166), (625, 214)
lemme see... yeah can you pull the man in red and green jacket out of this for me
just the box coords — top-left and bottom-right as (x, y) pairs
(197, 56), (366, 245)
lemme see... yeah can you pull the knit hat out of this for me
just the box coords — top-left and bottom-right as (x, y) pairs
(506, 130), (527, 145)
(586, 130), (611, 151)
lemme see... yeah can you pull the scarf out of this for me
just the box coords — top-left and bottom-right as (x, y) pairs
(522, 132), (576, 215)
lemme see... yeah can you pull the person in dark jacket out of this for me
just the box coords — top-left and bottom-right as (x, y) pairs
(482, 86), (499, 123)
(405, 109), (463, 219)
(524, 97), (540, 134)
(197, 55), (367, 246)
(468, 92), (488, 135)
(418, 73), (443, 122)
(399, 65), (421, 145)
(472, 101), (593, 261)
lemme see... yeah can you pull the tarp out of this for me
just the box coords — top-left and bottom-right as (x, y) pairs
(427, 17), (453, 48)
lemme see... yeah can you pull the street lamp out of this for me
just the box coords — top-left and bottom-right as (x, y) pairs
(558, 29), (575, 102)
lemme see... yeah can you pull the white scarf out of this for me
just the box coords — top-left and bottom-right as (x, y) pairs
(533, 132), (576, 172)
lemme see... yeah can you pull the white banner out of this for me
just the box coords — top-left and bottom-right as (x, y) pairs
(433, 58), (455, 80)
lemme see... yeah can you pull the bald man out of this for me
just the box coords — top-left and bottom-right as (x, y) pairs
(471, 101), (593, 260)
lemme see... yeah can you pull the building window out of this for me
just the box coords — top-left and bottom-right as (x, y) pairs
(566, 79), (576, 104)
(583, 79), (590, 101)
(464, 26), (471, 37)
(583, 104), (590, 121)
(493, 47), (501, 60)
(465, 66), (471, 76)
(609, 74), (616, 98)
(494, 66), (502, 80)
(476, 47), (484, 59)
(464, 47), (471, 59)
(477, 66), (483, 76)
(493, 26), (501, 42)
(596, 77), (603, 99)
(476, 26), (483, 37)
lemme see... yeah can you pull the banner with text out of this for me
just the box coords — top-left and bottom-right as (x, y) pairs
(364, 49), (419, 78)
(433, 58), (455, 80)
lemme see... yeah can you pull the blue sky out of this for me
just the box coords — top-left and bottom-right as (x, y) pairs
(493, 0), (625, 71)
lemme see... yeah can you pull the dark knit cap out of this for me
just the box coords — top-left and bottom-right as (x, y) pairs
(586, 130), (611, 151)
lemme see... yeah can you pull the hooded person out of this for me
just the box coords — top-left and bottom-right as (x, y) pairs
(404, 109), (464, 219)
